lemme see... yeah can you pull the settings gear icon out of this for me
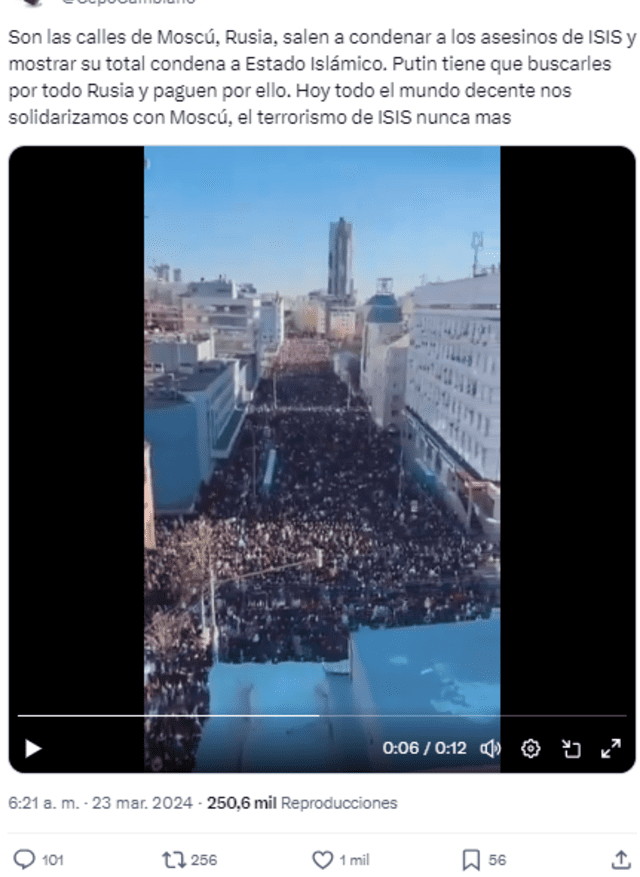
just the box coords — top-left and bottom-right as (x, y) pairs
(521, 739), (541, 758)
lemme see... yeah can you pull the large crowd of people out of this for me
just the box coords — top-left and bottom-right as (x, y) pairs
(272, 337), (332, 372)
(144, 364), (500, 770)
(144, 630), (210, 772)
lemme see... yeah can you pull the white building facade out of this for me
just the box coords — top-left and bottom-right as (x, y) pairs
(368, 334), (409, 430)
(260, 294), (285, 349)
(360, 294), (404, 403)
(181, 293), (263, 369)
(404, 272), (500, 537)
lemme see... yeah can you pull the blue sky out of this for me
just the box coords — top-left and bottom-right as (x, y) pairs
(144, 146), (500, 301)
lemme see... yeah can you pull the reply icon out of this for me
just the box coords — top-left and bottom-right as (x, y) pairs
(14, 850), (36, 870)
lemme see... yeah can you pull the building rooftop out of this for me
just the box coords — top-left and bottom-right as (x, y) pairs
(144, 392), (190, 410)
(178, 360), (229, 391)
(327, 299), (356, 310)
(195, 616), (498, 771)
(144, 360), (229, 399)
(412, 272), (500, 307)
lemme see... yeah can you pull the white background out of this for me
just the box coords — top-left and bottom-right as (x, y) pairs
(3, 0), (638, 874)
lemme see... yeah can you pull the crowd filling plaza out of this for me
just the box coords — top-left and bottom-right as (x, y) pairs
(144, 343), (500, 771)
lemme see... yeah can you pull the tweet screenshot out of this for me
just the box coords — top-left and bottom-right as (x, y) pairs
(4, 0), (638, 873)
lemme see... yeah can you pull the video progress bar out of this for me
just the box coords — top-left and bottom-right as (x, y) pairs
(18, 714), (628, 719)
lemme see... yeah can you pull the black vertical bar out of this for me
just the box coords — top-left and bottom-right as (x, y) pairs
(9, 147), (143, 772)
(500, 147), (635, 772)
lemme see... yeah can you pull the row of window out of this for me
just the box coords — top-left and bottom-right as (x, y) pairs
(409, 417), (497, 481)
(413, 386), (494, 438)
(414, 317), (500, 345)
(438, 422), (488, 469)
(411, 349), (498, 376)
(408, 372), (498, 406)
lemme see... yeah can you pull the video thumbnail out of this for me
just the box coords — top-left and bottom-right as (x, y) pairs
(9, 146), (634, 773)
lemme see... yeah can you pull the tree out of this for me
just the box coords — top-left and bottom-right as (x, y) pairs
(144, 609), (193, 662)
(175, 519), (215, 604)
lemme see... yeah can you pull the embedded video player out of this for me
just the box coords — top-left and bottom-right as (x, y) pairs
(9, 145), (635, 774)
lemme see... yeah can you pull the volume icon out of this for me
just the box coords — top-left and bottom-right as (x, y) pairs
(480, 739), (501, 759)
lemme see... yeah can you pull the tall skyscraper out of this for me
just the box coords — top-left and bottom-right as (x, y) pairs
(328, 217), (354, 300)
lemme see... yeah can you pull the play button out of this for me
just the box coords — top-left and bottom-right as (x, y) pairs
(25, 740), (42, 759)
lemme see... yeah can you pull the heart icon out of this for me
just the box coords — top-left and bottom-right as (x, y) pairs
(312, 851), (334, 869)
